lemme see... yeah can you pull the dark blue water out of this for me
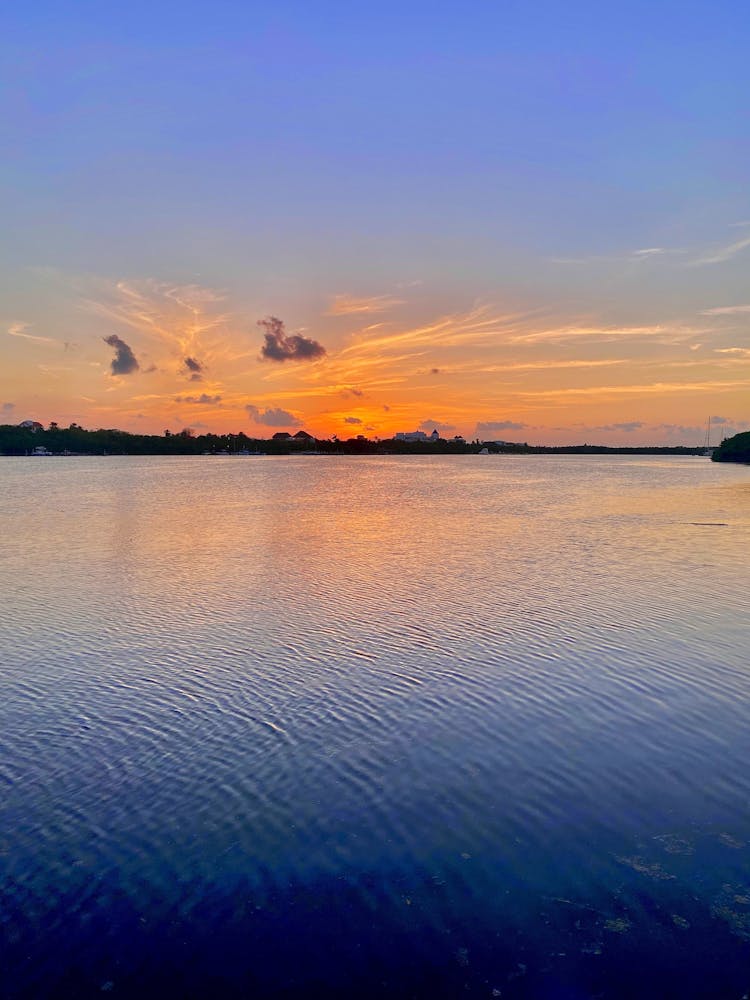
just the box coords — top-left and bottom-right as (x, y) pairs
(2, 456), (750, 997)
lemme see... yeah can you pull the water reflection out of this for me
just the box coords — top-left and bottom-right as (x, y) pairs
(1, 455), (749, 997)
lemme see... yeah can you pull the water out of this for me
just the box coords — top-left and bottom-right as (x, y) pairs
(1, 455), (749, 998)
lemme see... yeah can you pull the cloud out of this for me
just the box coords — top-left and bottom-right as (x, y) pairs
(691, 236), (750, 266)
(595, 421), (645, 432)
(258, 316), (326, 363)
(418, 419), (454, 432)
(701, 304), (750, 316)
(174, 394), (222, 404)
(551, 247), (685, 265)
(383, 404), (391, 412)
(710, 415), (731, 425)
(507, 322), (699, 347)
(182, 356), (205, 381)
(344, 416), (363, 424)
(716, 347), (750, 357)
(340, 386), (364, 398)
(476, 420), (527, 436)
(326, 294), (405, 316)
(2, 402), (14, 414)
(430, 368), (441, 375)
(103, 334), (139, 375)
(246, 403), (300, 427)
(655, 423), (706, 439)
(7, 322), (57, 346)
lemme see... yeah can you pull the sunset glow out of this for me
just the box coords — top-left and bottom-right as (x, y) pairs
(2, 3), (748, 445)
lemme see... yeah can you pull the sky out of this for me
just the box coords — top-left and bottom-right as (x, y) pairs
(1, 0), (749, 445)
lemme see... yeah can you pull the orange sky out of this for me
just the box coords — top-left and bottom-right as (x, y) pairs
(2, 266), (749, 446)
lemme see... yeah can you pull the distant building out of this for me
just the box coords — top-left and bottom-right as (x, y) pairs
(272, 432), (292, 441)
(293, 430), (315, 441)
(395, 430), (429, 442)
(394, 428), (442, 442)
(18, 420), (44, 433)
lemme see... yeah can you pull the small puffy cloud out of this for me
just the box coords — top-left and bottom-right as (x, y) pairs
(596, 421), (645, 432)
(418, 419), (453, 432)
(258, 316), (326, 363)
(383, 404), (391, 412)
(476, 420), (527, 436)
(246, 403), (300, 427)
(344, 416), (362, 425)
(103, 334), (139, 375)
(711, 416), (731, 425)
(175, 394), (222, 405)
(182, 356), (205, 381)
(430, 368), (441, 375)
(2, 402), (15, 414)
(341, 386), (364, 398)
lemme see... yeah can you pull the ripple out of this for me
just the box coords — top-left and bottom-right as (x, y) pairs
(2, 455), (750, 996)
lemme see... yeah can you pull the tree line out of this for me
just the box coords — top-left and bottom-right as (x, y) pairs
(0, 422), (715, 457)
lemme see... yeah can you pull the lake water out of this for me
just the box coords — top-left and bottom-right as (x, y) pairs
(1, 455), (749, 998)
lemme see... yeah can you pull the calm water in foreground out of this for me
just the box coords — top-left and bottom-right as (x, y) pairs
(1, 455), (750, 998)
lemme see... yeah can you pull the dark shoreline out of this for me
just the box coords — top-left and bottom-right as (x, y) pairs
(0, 423), (720, 458)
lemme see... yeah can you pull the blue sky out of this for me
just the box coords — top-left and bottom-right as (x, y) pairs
(1, 1), (749, 441)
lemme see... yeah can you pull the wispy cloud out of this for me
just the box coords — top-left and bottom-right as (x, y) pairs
(506, 323), (701, 347)
(81, 278), (232, 366)
(715, 347), (750, 357)
(690, 236), (750, 267)
(551, 247), (685, 265)
(701, 304), (750, 316)
(516, 379), (750, 400)
(6, 322), (58, 346)
(326, 294), (405, 316)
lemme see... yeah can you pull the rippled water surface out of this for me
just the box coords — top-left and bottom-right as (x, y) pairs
(2, 455), (750, 998)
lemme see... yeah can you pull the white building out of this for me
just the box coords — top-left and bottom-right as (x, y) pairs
(394, 429), (441, 442)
